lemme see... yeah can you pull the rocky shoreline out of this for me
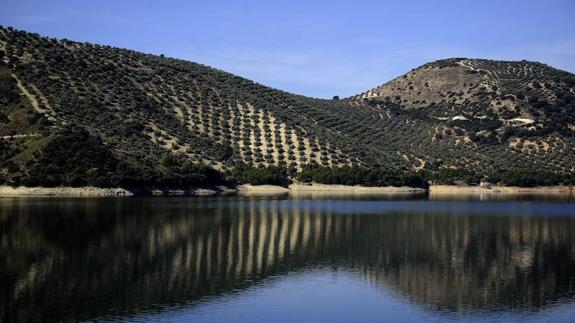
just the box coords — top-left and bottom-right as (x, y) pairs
(0, 186), (134, 197)
(1, 184), (573, 198)
(430, 185), (575, 196)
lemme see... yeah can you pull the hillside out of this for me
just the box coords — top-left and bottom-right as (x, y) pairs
(0, 27), (574, 188)
(350, 58), (575, 184)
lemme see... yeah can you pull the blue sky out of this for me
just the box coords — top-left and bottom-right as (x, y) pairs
(1, 0), (574, 98)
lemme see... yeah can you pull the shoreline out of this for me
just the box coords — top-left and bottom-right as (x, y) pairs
(0, 183), (422, 197)
(290, 183), (426, 193)
(429, 185), (575, 196)
(236, 184), (290, 196)
(0, 186), (134, 197)
(1, 184), (573, 198)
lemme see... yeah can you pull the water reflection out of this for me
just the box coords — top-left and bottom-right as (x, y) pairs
(0, 197), (574, 322)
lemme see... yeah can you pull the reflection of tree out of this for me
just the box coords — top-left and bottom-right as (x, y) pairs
(0, 198), (574, 322)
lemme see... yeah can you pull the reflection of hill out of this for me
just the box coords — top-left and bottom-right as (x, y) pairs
(357, 214), (575, 312)
(1, 198), (574, 322)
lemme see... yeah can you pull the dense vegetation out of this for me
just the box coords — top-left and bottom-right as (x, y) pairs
(488, 170), (575, 187)
(19, 126), (127, 187)
(297, 165), (429, 188)
(428, 168), (575, 186)
(227, 164), (291, 187)
(0, 26), (574, 188)
(6, 126), (226, 188)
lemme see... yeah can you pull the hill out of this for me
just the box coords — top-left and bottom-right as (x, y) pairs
(349, 58), (575, 185)
(0, 27), (574, 188)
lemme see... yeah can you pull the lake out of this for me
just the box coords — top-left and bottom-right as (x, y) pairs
(1, 195), (574, 322)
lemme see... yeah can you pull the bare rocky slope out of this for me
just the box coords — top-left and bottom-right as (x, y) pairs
(0, 26), (574, 188)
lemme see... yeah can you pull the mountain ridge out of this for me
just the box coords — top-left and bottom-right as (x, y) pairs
(1, 26), (574, 188)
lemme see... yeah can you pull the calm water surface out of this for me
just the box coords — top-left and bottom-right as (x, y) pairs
(1, 195), (574, 322)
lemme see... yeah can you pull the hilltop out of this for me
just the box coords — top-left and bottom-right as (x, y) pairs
(352, 57), (575, 136)
(0, 27), (574, 189)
